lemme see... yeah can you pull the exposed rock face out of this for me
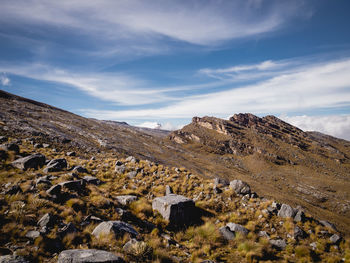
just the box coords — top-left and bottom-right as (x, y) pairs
(152, 194), (195, 225)
(92, 221), (138, 239)
(277, 204), (296, 218)
(57, 249), (124, 263)
(115, 195), (137, 206)
(11, 154), (46, 170)
(229, 180), (251, 195)
(44, 158), (67, 173)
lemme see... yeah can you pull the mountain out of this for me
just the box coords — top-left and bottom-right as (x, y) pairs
(1, 89), (350, 262)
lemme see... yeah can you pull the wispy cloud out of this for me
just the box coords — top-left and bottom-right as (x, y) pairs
(0, 73), (10, 86)
(81, 57), (350, 121)
(281, 115), (350, 141)
(0, 0), (310, 49)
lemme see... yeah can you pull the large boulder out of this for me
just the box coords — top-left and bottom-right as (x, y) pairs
(44, 158), (67, 173)
(152, 194), (196, 225)
(0, 255), (29, 263)
(229, 180), (251, 195)
(58, 249), (124, 263)
(11, 154), (46, 170)
(277, 204), (296, 218)
(92, 221), (138, 239)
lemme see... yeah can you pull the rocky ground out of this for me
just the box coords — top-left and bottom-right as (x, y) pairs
(0, 137), (350, 262)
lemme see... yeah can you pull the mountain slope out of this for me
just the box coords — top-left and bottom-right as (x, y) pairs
(1, 89), (350, 236)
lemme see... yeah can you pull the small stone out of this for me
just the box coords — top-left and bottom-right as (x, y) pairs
(38, 213), (54, 228)
(25, 230), (40, 240)
(165, 185), (173, 195)
(66, 152), (76, 156)
(127, 171), (137, 179)
(330, 234), (341, 244)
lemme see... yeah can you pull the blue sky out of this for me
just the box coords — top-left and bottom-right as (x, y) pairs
(1, 0), (350, 139)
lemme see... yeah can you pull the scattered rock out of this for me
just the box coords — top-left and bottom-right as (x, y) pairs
(115, 195), (137, 206)
(115, 165), (126, 174)
(294, 210), (306, 222)
(66, 151), (76, 156)
(11, 154), (46, 170)
(277, 204), (296, 218)
(269, 239), (287, 250)
(226, 222), (249, 236)
(59, 180), (85, 192)
(34, 143), (43, 149)
(44, 158), (67, 173)
(0, 255), (29, 263)
(127, 171), (137, 179)
(125, 156), (138, 163)
(36, 175), (52, 187)
(258, 231), (269, 238)
(165, 185), (173, 195)
(73, 166), (88, 173)
(92, 221), (138, 239)
(0, 136), (8, 143)
(83, 176), (101, 185)
(5, 185), (22, 195)
(213, 177), (229, 187)
(330, 234), (341, 244)
(0, 143), (19, 154)
(37, 213), (54, 228)
(46, 184), (62, 196)
(57, 249), (124, 263)
(229, 180), (251, 195)
(293, 226), (307, 240)
(152, 194), (196, 225)
(25, 230), (40, 240)
(213, 185), (222, 194)
(219, 226), (235, 240)
(58, 222), (77, 238)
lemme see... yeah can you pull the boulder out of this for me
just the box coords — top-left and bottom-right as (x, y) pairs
(269, 239), (287, 250)
(330, 234), (341, 244)
(277, 204), (296, 218)
(44, 158), (67, 173)
(73, 166), (88, 173)
(92, 221), (138, 239)
(219, 226), (235, 240)
(25, 230), (40, 240)
(152, 194), (196, 225)
(294, 210), (306, 222)
(59, 180), (85, 191)
(226, 223), (249, 236)
(0, 255), (29, 263)
(0, 143), (19, 154)
(115, 195), (137, 206)
(127, 171), (137, 179)
(293, 226), (307, 240)
(58, 249), (124, 263)
(11, 154), (46, 170)
(125, 156), (138, 163)
(66, 151), (76, 157)
(83, 176), (101, 185)
(229, 180), (251, 195)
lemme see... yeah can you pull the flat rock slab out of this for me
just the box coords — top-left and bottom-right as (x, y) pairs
(58, 249), (124, 263)
(11, 154), (46, 170)
(152, 194), (195, 225)
(92, 221), (138, 238)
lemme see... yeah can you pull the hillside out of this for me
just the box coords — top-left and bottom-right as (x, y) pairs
(0, 90), (350, 262)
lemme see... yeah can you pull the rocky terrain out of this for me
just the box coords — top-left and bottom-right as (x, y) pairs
(0, 90), (350, 262)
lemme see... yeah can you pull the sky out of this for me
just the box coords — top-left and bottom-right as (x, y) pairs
(1, 0), (350, 140)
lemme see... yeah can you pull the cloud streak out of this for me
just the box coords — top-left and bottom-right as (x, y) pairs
(0, 73), (10, 86)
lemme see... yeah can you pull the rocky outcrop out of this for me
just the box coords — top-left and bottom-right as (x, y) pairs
(57, 249), (124, 263)
(152, 194), (196, 225)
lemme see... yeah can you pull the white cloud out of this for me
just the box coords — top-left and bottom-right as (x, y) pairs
(136, 122), (162, 129)
(81, 58), (350, 120)
(281, 115), (350, 141)
(0, 0), (309, 46)
(0, 74), (10, 86)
